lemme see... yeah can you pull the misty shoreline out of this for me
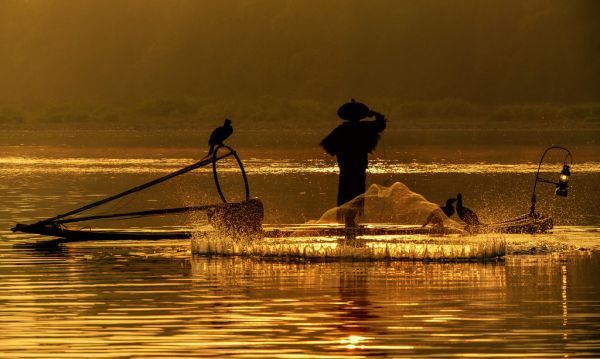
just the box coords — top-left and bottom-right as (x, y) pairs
(2, 127), (598, 163)
(1, 99), (599, 131)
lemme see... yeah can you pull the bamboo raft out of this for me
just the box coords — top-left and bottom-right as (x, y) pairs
(12, 222), (465, 243)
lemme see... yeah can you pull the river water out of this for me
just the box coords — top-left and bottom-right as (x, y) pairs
(1, 150), (599, 358)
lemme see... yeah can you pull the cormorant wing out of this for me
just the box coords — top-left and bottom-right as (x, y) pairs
(208, 126), (225, 146)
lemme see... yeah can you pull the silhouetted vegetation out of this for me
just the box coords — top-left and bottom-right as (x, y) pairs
(0, 1), (598, 138)
(0, 99), (598, 130)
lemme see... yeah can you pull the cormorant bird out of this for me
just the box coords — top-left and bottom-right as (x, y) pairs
(206, 119), (233, 157)
(422, 198), (456, 227)
(456, 193), (482, 226)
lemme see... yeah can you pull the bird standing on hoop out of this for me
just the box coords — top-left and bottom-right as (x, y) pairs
(204, 119), (233, 159)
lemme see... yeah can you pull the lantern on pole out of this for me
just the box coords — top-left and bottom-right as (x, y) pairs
(530, 146), (573, 216)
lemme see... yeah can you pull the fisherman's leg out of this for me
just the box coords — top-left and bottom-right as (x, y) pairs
(355, 169), (367, 217)
(337, 168), (354, 224)
(344, 208), (358, 227)
(345, 169), (364, 228)
(344, 168), (368, 244)
(337, 168), (355, 205)
(344, 168), (366, 223)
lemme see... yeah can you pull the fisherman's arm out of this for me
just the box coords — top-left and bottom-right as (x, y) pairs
(368, 111), (386, 132)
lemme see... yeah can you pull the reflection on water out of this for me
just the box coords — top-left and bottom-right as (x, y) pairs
(1, 155), (599, 357)
(0, 244), (598, 357)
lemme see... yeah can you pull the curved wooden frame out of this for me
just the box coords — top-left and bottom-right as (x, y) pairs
(212, 144), (250, 203)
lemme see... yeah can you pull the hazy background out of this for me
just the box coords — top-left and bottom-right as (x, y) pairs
(1, 6), (599, 357)
(0, 0), (598, 131)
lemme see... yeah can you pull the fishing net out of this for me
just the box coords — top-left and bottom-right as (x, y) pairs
(50, 146), (251, 229)
(315, 181), (464, 231)
(191, 182), (508, 262)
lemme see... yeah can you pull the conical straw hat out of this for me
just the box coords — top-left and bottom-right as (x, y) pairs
(337, 99), (370, 121)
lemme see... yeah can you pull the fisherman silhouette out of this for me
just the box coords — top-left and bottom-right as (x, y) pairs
(456, 193), (482, 226)
(206, 119), (233, 158)
(422, 198), (456, 227)
(320, 99), (386, 227)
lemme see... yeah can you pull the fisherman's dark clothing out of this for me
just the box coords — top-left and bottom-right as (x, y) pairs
(320, 116), (386, 222)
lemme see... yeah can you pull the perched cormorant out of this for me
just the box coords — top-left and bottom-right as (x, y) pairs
(441, 198), (456, 218)
(456, 193), (482, 226)
(422, 198), (456, 227)
(206, 119), (233, 157)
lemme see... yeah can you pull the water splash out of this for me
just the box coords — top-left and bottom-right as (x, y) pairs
(191, 233), (506, 262)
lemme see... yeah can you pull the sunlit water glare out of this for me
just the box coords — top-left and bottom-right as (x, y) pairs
(1, 155), (599, 357)
(2, 156), (600, 175)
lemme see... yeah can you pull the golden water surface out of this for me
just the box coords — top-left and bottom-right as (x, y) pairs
(1, 156), (599, 357)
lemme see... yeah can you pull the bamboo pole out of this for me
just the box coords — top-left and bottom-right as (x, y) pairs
(32, 151), (235, 226)
(53, 204), (226, 224)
